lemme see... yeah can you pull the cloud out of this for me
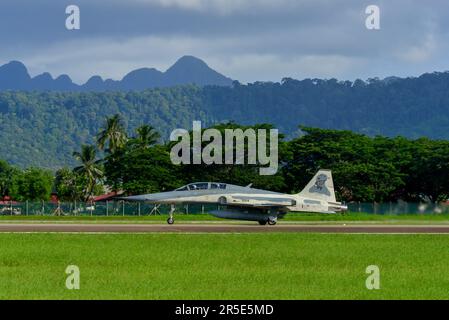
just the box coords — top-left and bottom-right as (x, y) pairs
(2, 0), (449, 83)
(395, 34), (437, 63)
(129, 0), (306, 14)
(221, 54), (364, 82)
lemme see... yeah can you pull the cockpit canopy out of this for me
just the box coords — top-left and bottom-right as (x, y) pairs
(175, 183), (227, 191)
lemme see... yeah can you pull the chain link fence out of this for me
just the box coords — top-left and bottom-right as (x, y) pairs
(0, 201), (448, 216)
(0, 201), (221, 216)
(347, 201), (449, 215)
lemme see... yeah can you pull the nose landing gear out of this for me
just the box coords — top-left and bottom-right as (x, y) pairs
(167, 204), (175, 225)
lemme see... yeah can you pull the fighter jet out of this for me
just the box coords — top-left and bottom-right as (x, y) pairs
(124, 170), (347, 225)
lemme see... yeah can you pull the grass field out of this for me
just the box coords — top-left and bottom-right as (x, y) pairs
(1, 233), (449, 299)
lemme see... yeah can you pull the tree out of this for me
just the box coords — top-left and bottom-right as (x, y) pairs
(130, 124), (160, 150)
(72, 145), (103, 201)
(0, 160), (19, 198)
(97, 114), (128, 154)
(405, 139), (449, 202)
(172, 122), (287, 192)
(54, 167), (84, 202)
(10, 168), (54, 201)
(120, 145), (182, 194)
(104, 124), (163, 192)
(283, 127), (406, 202)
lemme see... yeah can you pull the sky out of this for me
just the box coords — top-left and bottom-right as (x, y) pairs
(1, 0), (448, 84)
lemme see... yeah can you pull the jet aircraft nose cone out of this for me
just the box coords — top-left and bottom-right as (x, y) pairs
(125, 191), (179, 202)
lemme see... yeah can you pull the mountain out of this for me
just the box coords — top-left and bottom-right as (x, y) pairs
(0, 56), (233, 92)
(165, 56), (232, 86)
(0, 61), (31, 90)
(121, 68), (164, 90)
(32, 72), (54, 90)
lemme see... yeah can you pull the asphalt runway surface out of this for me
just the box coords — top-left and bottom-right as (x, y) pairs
(1, 223), (449, 234)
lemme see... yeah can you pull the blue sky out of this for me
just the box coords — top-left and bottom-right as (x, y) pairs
(1, 0), (448, 84)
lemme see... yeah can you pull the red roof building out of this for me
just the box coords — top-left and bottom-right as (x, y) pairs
(0, 196), (19, 205)
(92, 191), (124, 202)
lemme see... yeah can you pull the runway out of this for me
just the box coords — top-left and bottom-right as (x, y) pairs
(1, 223), (449, 234)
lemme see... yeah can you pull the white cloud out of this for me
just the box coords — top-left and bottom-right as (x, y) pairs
(130, 0), (311, 14)
(394, 34), (438, 63)
(221, 54), (364, 82)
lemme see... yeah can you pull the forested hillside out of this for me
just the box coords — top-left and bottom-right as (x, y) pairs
(1, 71), (449, 168)
(0, 86), (210, 168)
(205, 73), (449, 138)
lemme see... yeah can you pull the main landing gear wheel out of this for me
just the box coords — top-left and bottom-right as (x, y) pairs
(268, 217), (277, 226)
(258, 220), (267, 226)
(218, 196), (227, 205)
(167, 217), (174, 225)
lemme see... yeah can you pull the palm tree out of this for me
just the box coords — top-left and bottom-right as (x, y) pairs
(97, 114), (127, 154)
(73, 145), (103, 201)
(132, 125), (160, 150)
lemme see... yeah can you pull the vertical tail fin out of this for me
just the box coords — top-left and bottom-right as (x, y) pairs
(298, 170), (336, 202)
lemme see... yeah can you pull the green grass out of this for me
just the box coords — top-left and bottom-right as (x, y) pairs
(1, 212), (449, 224)
(285, 212), (449, 222)
(1, 233), (449, 299)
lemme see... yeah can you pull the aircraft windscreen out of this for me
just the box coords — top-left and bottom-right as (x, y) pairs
(211, 183), (227, 190)
(188, 183), (209, 190)
(177, 183), (227, 191)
